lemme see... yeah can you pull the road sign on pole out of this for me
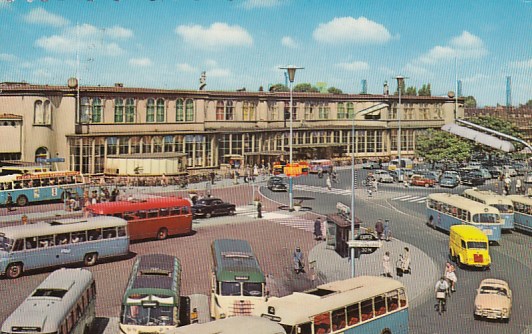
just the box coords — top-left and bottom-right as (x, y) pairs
(348, 233), (382, 255)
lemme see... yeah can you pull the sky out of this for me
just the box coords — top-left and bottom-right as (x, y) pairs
(0, 0), (530, 107)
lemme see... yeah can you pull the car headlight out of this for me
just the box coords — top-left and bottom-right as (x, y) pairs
(475, 305), (482, 311)
(502, 308), (508, 315)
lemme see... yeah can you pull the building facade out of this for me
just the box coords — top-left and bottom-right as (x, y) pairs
(0, 81), (463, 175)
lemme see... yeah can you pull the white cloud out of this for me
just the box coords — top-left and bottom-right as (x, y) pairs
(177, 63), (196, 73)
(0, 53), (17, 62)
(24, 7), (69, 27)
(313, 17), (392, 45)
(205, 59), (218, 68)
(403, 63), (429, 76)
(281, 36), (297, 49)
(462, 73), (490, 83)
(35, 23), (127, 56)
(509, 58), (532, 69)
(335, 61), (369, 71)
(419, 31), (487, 64)
(175, 22), (253, 50)
(241, 0), (282, 9)
(129, 58), (152, 67)
(207, 68), (231, 77)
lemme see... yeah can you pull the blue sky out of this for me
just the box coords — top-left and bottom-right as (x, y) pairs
(0, 0), (530, 106)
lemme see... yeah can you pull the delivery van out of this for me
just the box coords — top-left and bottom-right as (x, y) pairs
(449, 225), (491, 269)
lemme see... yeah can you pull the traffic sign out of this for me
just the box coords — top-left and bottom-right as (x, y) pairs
(347, 233), (382, 255)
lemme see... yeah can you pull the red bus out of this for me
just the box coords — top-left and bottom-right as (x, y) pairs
(86, 197), (192, 241)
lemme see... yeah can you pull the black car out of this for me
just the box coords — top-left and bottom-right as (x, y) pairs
(267, 176), (287, 192)
(461, 172), (485, 186)
(192, 197), (236, 218)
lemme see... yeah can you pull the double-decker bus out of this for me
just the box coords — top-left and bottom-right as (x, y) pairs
(1, 268), (96, 334)
(253, 276), (408, 334)
(210, 239), (267, 319)
(119, 254), (190, 333)
(426, 193), (503, 243)
(0, 165), (50, 176)
(462, 188), (515, 230)
(167, 316), (286, 334)
(0, 216), (129, 279)
(86, 197), (192, 241)
(0, 171), (86, 207)
(506, 195), (532, 233)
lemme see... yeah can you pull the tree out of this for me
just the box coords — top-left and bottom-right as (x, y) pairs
(468, 116), (522, 139)
(293, 83), (320, 93)
(327, 87), (343, 94)
(269, 83), (289, 92)
(418, 83), (432, 96)
(415, 129), (472, 162)
(405, 86), (417, 96)
(464, 96), (477, 108)
(526, 99), (532, 107)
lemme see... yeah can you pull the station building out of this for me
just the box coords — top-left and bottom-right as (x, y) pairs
(0, 80), (463, 175)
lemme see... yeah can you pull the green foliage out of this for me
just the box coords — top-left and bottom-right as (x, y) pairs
(468, 116), (522, 139)
(405, 86), (417, 96)
(415, 129), (472, 162)
(327, 87), (343, 94)
(293, 83), (320, 92)
(418, 83), (432, 96)
(269, 83), (289, 92)
(526, 99), (532, 107)
(464, 96), (477, 108)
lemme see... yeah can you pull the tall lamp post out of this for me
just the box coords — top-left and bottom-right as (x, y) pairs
(280, 65), (304, 211)
(395, 76), (407, 181)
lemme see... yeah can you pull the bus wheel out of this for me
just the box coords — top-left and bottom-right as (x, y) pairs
(6, 263), (23, 279)
(157, 228), (168, 240)
(84, 253), (98, 266)
(381, 328), (392, 334)
(16, 195), (28, 207)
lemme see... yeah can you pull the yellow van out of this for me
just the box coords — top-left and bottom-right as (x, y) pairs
(449, 225), (491, 269)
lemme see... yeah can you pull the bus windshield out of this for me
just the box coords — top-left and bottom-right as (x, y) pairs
(243, 282), (263, 297)
(473, 213), (499, 223)
(221, 282), (242, 296)
(0, 235), (13, 252)
(467, 242), (487, 249)
(123, 305), (175, 326)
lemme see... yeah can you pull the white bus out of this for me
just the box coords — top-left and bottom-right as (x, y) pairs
(0, 216), (130, 279)
(462, 188), (515, 230)
(253, 276), (408, 334)
(1, 268), (96, 334)
(506, 195), (532, 233)
(167, 316), (286, 334)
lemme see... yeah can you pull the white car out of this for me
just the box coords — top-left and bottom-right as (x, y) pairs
(374, 170), (394, 183)
(474, 278), (512, 322)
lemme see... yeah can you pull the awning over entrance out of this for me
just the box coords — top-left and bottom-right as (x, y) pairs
(442, 123), (516, 152)
(356, 103), (388, 118)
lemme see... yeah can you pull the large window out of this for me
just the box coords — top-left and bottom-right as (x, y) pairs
(226, 101), (234, 120)
(185, 99), (194, 121)
(215, 100), (234, 120)
(163, 136), (174, 152)
(146, 98), (155, 122)
(156, 99), (165, 122)
(242, 101), (256, 121)
(337, 102), (346, 119)
(125, 98), (136, 123)
(107, 137), (118, 155)
(80, 97), (91, 123)
(92, 98), (102, 123)
(347, 102), (355, 119)
(114, 99), (124, 122)
(119, 137), (130, 155)
(176, 99), (184, 122)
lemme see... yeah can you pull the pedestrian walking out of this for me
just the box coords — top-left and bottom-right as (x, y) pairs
(375, 219), (384, 240)
(399, 247), (411, 274)
(314, 217), (323, 240)
(293, 247), (305, 274)
(326, 175), (332, 191)
(210, 171), (216, 185)
(445, 262), (457, 292)
(257, 201), (263, 218)
(6, 192), (14, 211)
(383, 219), (392, 241)
(516, 178), (522, 195)
(382, 251), (392, 277)
(504, 176), (511, 195)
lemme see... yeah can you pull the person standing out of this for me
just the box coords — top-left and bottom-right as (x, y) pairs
(445, 262), (457, 292)
(326, 175), (332, 191)
(257, 200), (263, 219)
(6, 192), (14, 211)
(375, 219), (384, 240)
(383, 219), (392, 241)
(293, 247), (305, 274)
(314, 217), (323, 240)
(504, 175), (511, 195)
(516, 178), (522, 195)
(400, 247), (411, 274)
(382, 251), (392, 277)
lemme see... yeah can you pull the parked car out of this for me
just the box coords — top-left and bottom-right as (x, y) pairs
(486, 166), (502, 179)
(439, 176), (460, 188)
(525, 171), (532, 184)
(374, 170), (394, 183)
(461, 172), (485, 186)
(423, 172), (440, 184)
(267, 176), (288, 191)
(362, 161), (381, 169)
(192, 197), (236, 218)
(441, 170), (461, 182)
(474, 278), (512, 322)
(409, 174), (436, 187)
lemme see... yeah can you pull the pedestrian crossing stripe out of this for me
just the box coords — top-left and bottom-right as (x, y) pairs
(391, 195), (427, 203)
(293, 184), (351, 195)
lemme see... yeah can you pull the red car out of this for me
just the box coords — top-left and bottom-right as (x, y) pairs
(409, 174), (435, 187)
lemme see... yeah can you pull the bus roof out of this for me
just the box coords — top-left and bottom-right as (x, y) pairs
(212, 239), (265, 283)
(14, 170), (80, 180)
(428, 193), (500, 214)
(87, 197), (191, 214)
(254, 276), (405, 325)
(463, 189), (514, 206)
(167, 316), (286, 334)
(0, 216), (127, 239)
(123, 254), (181, 303)
(506, 195), (532, 206)
(450, 225), (489, 240)
(1, 268), (93, 333)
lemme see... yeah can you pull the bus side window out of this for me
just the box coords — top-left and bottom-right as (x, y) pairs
(137, 210), (147, 219)
(88, 229), (102, 241)
(103, 227), (117, 239)
(71, 231), (86, 243)
(147, 209), (159, 218)
(182, 206), (190, 214)
(313, 312), (331, 334)
(170, 207), (181, 216)
(374, 295), (386, 316)
(13, 239), (24, 252)
(56, 233), (70, 245)
(123, 212), (135, 221)
(346, 303), (360, 326)
(113, 213), (123, 218)
(26, 237), (37, 249)
(38, 235), (54, 248)
(117, 226), (127, 237)
(160, 208), (169, 217)
(360, 299), (373, 321)
(331, 307), (346, 330)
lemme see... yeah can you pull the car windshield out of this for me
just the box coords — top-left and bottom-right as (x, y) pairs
(196, 199), (209, 205)
(467, 241), (487, 249)
(480, 286), (507, 296)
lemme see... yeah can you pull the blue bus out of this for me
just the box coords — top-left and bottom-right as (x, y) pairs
(507, 195), (532, 233)
(462, 189), (515, 230)
(426, 193), (503, 243)
(0, 216), (130, 278)
(0, 171), (86, 207)
(1, 268), (96, 334)
(253, 276), (408, 334)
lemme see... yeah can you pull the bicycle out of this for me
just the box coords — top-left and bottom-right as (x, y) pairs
(436, 290), (447, 315)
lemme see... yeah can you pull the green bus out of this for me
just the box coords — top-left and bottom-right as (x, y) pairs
(210, 239), (267, 319)
(119, 254), (190, 333)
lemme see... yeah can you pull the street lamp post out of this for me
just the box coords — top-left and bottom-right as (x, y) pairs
(395, 76), (407, 181)
(280, 65), (304, 211)
(350, 114), (356, 277)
